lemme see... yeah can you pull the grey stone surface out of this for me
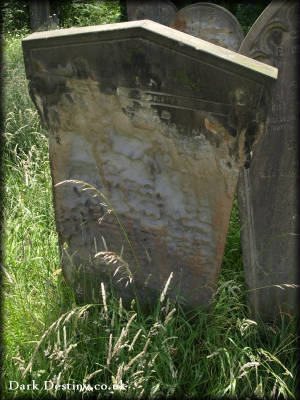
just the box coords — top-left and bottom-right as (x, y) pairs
(126, 0), (177, 26)
(22, 20), (277, 308)
(169, 2), (244, 51)
(29, 0), (51, 31)
(237, 0), (299, 321)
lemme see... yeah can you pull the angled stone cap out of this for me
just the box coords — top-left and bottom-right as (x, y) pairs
(23, 19), (277, 80)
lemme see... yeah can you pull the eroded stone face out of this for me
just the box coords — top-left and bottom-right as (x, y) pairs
(22, 20), (277, 307)
(237, 1), (299, 322)
(169, 2), (244, 51)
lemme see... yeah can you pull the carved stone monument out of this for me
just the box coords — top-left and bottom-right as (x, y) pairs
(169, 2), (244, 51)
(237, 0), (299, 321)
(126, 0), (177, 26)
(22, 20), (277, 307)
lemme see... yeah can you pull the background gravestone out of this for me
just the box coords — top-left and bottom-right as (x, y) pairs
(237, 0), (299, 321)
(126, 0), (177, 26)
(29, 0), (51, 31)
(29, 0), (59, 32)
(22, 20), (276, 308)
(169, 2), (244, 51)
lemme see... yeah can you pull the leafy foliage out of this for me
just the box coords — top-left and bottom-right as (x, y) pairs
(3, 0), (124, 35)
(3, 0), (30, 35)
(234, 2), (271, 34)
(58, 0), (123, 28)
(2, 0), (271, 35)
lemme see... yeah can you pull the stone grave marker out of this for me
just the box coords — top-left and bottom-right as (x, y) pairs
(29, 0), (59, 32)
(237, 0), (299, 321)
(126, 0), (177, 26)
(29, 0), (51, 31)
(169, 2), (244, 51)
(22, 20), (277, 308)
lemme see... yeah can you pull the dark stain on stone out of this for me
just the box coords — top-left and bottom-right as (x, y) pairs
(122, 50), (162, 90)
(27, 83), (42, 128)
(228, 126), (237, 137)
(244, 136), (253, 164)
(54, 134), (61, 144)
(270, 28), (284, 47)
(246, 121), (259, 136)
(149, 161), (156, 176)
(244, 155), (251, 169)
(73, 186), (81, 197)
(65, 93), (74, 104)
(98, 80), (116, 95)
(29, 73), (72, 130)
(129, 89), (142, 100)
(49, 109), (60, 128)
(71, 58), (90, 79)
(32, 74), (68, 99)
(123, 100), (142, 119)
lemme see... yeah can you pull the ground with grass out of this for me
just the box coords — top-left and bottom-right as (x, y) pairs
(2, 2), (299, 399)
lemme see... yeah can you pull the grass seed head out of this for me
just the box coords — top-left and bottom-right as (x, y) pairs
(160, 272), (173, 303)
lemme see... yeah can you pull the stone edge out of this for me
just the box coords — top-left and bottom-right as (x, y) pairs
(22, 19), (278, 80)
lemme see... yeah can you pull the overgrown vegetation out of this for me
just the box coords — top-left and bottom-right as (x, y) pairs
(2, 0), (270, 35)
(2, 1), (298, 399)
(3, 0), (31, 35)
(58, 0), (124, 28)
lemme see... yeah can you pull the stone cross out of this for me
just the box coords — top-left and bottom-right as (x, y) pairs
(22, 20), (277, 308)
(237, 0), (299, 322)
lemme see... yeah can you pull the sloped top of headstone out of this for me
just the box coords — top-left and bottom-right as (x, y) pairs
(239, 0), (298, 61)
(126, 0), (177, 26)
(169, 2), (244, 51)
(23, 20), (277, 81)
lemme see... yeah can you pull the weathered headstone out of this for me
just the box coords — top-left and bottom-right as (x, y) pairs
(29, 0), (51, 31)
(169, 2), (244, 51)
(126, 0), (177, 26)
(237, 0), (299, 321)
(22, 20), (277, 308)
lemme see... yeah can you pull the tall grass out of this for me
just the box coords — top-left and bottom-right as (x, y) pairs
(2, 14), (299, 400)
